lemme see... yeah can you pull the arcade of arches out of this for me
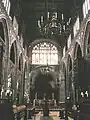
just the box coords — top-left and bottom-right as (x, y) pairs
(1, 1), (90, 119)
(1, 19), (90, 104)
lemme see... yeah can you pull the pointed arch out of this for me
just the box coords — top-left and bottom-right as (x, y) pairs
(0, 18), (9, 43)
(74, 42), (82, 59)
(10, 41), (16, 64)
(18, 53), (23, 71)
(0, 18), (9, 92)
(31, 41), (59, 65)
(10, 43), (15, 63)
(87, 30), (90, 54)
(24, 62), (27, 86)
(0, 21), (4, 41)
(30, 38), (61, 51)
(67, 54), (72, 72)
(83, 21), (90, 55)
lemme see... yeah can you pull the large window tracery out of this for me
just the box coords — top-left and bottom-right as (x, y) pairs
(32, 42), (58, 65)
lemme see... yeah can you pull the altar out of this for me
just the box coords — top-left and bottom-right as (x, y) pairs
(33, 92), (57, 108)
(33, 99), (57, 108)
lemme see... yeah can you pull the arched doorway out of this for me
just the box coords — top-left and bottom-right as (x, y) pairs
(0, 19), (7, 97)
(73, 43), (85, 103)
(84, 29), (90, 98)
(9, 41), (16, 102)
(29, 40), (61, 104)
(83, 22), (90, 99)
(66, 54), (74, 112)
(35, 71), (54, 99)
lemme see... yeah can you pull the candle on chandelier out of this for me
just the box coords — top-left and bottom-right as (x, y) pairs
(47, 12), (49, 19)
(55, 12), (57, 18)
(41, 16), (43, 23)
(62, 13), (64, 21)
(38, 20), (41, 27)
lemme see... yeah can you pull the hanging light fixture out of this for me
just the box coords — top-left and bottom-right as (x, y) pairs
(37, 0), (65, 38)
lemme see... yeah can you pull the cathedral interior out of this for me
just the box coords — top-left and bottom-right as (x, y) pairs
(0, 0), (90, 120)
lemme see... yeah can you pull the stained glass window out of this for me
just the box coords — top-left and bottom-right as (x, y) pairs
(32, 42), (58, 65)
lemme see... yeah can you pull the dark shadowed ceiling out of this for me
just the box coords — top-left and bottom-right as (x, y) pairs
(20, 0), (84, 46)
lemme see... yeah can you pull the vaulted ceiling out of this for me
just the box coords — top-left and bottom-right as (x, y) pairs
(20, 0), (84, 46)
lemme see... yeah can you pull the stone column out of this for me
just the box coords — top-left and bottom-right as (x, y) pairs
(72, 70), (77, 108)
(3, 51), (8, 91)
(59, 71), (65, 102)
(35, 92), (37, 100)
(52, 92), (54, 100)
(13, 68), (18, 104)
(21, 71), (24, 103)
(60, 80), (65, 102)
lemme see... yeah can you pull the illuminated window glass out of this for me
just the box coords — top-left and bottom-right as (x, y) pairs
(32, 42), (58, 65)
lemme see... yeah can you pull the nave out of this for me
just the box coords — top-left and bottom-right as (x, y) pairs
(0, 0), (90, 120)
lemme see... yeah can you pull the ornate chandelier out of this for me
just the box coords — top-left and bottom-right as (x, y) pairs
(37, 12), (65, 38)
(37, 0), (66, 38)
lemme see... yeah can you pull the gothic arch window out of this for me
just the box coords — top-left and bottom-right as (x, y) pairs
(0, 22), (4, 41)
(19, 58), (21, 71)
(10, 42), (16, 64)
(32, 42), (58, 65)
(87, 32), (90, 53)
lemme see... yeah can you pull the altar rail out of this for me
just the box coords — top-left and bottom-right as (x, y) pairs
(13, 105), (27, 120)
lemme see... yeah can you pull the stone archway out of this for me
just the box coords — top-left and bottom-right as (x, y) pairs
(73, 42), (85, 103)
(0, 18), (9, 43)
(83, 22), (90, 99)
(29, 66), (57, 101)
(10, 43), (15, 63)
(28, 39), (61, 103)
(0, 18), (9, 97)
(10, 41), (17, 64)
(0, 21), (5, 41)
(83, 21), (90, 56)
